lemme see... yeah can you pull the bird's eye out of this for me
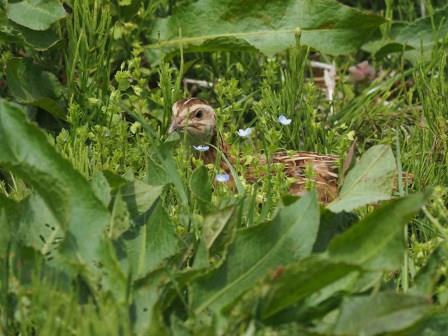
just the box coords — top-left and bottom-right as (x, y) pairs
(194, 110), (203, 119)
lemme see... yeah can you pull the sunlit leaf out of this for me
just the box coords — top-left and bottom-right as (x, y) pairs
(327, 192), (428, 271)
(0, 195), (19, 257)
(260, 256), (358, 319)
(124, 202), (179, 279)
(16, 24), (60, 50)
(18, 194), (65, 266)
(328, 145), (397, 213)
(190, 165), (212, 214)
(149, 0), (385, 58)
(202, 206), (235, 250)
(364, 6), (448, 62)
(191, 191), (319, 313)
(108, 190), (131, 240)
(7, 0), (67, 31)
(333, 292), (432, 336)
(0, 99), (109, 270)
(147, 143), (188, 206)
(133, 270), (171, 336)
(6, 58), (65, 119)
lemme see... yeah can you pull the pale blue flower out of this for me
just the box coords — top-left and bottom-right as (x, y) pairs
(237, 128), (252, 137)
(215, 173), (230, 183)
(278, 115), (292, 125)
(193, 145), (209, 152)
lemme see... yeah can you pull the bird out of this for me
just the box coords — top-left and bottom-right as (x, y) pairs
(168, 98), (339, 202)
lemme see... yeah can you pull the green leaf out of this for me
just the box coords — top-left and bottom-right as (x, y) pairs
(94, 171), (164, 220)
(16, 24), (60, 50)
(6, 58), (65, 119)
(364, 6), (448, 62)
(191, 191), (319, 313)
(0, 13), (60, 50)
(190, 165), (212, 213)
(202, 206), (235, 250)
(7, 0), (67, 31)
(133, 270), (171, 336)
(124, 202), (179, 279)
(333, 292), (432, 336)
(327, 192), (428, 271)
(90, 171), (113, 207)
(148, 0), (385, 57)
(147, 143), (188, 206)
(96, 239), (129, 302)
(398, 312), (448, 336)
(328, 145), (397, 213)
(18, 194), (65, 266)
(0, 99), (110, 270)
(260, 256), (358, 319)
(312, 209), (358, 253)
(0, 195), (19, 257)
(107, 190), (131, 240)
(120, 179), (164, 219)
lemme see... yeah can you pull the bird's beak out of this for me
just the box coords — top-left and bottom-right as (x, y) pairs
(168, 117), (185, 134)
(168, 122), (176, 134)
(168, 119), (180, 134)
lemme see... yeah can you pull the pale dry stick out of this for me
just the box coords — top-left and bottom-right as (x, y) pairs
(183, 78), (213, 92)
(311, 61), (337, 114)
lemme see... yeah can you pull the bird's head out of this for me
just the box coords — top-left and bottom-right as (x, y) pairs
(168, 98), (217, 145)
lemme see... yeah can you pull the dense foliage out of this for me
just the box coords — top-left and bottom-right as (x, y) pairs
(1, 0), (448, 335)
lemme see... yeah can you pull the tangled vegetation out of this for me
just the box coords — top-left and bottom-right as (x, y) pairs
(1, 0), (448, 335)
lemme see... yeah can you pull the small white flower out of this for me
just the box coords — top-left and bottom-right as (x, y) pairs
(278, 115), (292, 126)
(215, 173), (230, 183)
(237, 128), (252, 137)
(193, 145), (209, 152)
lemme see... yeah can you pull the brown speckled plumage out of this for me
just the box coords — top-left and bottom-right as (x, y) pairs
(169, 98), (339, 202)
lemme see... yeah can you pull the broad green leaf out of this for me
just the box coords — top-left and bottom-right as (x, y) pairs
(294, 271), (381, 325)
(364, 6), (448, 62)
(147, 143), (188, 206)
(260, 256), (358, 319)
(6, 58), (65, 119)
(107, 190), (130, 240)
(0, 195), (19, 257)
(0, 13), (60, 50)
(190, 165), (212, 214)
(202, 206), (235, 250)
(312, 209), (357, 253)
(18, 194), (65, 266)
(397, 312), (448, 336)
(90, 171), (113, 207)
(0, 99), (110, 269)
(333, 292), (432, 336)
(134, 270), (171, 336)
(328, 145), (397, 212)
(121, 180), (164, 219)
(7, 0), (67, 31)
(98, 170), (164, 220)
(327, 192), (428, 271)
(191, 191), (319, 313)
(96, 240), (129, 302)
(124, 202), (179, 279)
(392, 7), (448, 47)
(16, 24), (60, 50)
(148, 0), (385, 57)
